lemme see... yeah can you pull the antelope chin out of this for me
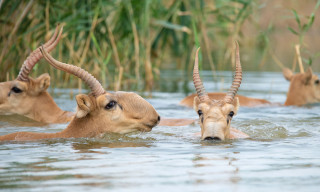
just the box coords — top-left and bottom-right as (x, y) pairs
(140, 124), (154, 132)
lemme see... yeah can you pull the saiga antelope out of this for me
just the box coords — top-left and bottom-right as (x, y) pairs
(0, 25), (190, 127)
(282, 67), (320, 106)
(0, 46), (160, 141)
(193, 43), (248, 140)
(0, 26), (74, 124)
(181, 64), (320, 108)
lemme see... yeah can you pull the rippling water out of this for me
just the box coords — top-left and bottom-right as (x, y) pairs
(0, 71), (320, 192)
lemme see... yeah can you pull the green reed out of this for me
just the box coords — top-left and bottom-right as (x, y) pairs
(1, 0), (318, 93)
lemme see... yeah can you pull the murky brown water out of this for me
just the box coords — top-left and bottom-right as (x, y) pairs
(0, 71), (319, 191)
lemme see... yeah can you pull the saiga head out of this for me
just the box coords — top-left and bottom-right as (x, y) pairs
(0, 26), (63, 120)
(283, 67), (320, 106)
(193, 42), (242, 141)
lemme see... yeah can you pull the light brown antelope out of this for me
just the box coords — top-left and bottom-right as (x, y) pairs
(193, 43), (248, 141)
(0, 26), (74, 124)
(0, 46), (160, 141)
(180, 92), (271, 108)
(181, 67), (320, 108)
(282, 67), (320, 106)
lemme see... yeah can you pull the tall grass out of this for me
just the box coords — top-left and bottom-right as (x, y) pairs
(0, 0), (319, 93)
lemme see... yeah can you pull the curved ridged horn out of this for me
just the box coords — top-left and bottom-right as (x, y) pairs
(193, 47), (210, 102)
(40, 46), (105, 97)
(224, 41), (242, 104)
(16, 25), (63, 82)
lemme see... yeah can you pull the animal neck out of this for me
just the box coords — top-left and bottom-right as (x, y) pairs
(28, 92), (74, 123)
(284, 84), (306, 106)
(0, 131), (64, 141)
(0, 115), (104, 141)
(59, 114), (106, 138)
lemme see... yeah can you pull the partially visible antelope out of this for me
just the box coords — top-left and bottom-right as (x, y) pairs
(192, 43), (248, 141)
(180, 93), (271, 108)
(282, 67), (320, 106)
(0, 46), (160, 141)
(0, 26), (74, 124)
(181, 65), (320, 108)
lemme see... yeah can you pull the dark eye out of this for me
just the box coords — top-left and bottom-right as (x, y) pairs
(197, 110), (203, 116)
(11, 87), (22, 93)
(228, 111), (234, 117)
(105, 101), (117, 110)
(315, 80), (319, 85)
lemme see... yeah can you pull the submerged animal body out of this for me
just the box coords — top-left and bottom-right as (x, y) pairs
(180, 67), (320, 108)
(180, 92), (271, 108)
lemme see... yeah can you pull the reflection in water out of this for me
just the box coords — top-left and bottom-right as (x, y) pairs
(191, 152), (240, 186)
(72, 138), (153, 153)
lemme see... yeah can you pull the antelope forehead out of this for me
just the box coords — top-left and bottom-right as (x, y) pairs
(116, 92), (153, 111)
(13, 81), (28, 91)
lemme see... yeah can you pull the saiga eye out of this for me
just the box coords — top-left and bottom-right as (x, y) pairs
(105, 101), (117, 110)
(11, 87), (22, 93)
(198, 110), (203, 116)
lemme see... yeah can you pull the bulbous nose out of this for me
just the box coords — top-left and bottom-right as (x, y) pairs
(148, 115), (161, 128)
(204, 136), (221, 141)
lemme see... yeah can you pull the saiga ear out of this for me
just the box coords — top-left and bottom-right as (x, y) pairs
(193, 96), (201, 111)
(35, 73), (51, 93)
(232, 97), (240, 115)
(303, 67), (313, 84)
(282, 68), (293, 81)
(75, 94), (94, 118)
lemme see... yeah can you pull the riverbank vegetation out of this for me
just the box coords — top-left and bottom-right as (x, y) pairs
(1, 0), (319, 93)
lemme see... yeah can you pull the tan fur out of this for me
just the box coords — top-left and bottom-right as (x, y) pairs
(194, 96), (248, 140)
(0, 92), (160, 141)
(283, 67), (320, 106)
(193, 96), (248, 140)
(180, 92), (271, 108)
(0, 74), (74, 123)
(158, 118), (196, 126)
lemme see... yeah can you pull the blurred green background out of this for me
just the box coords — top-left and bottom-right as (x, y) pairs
(1, 0), (320, 93)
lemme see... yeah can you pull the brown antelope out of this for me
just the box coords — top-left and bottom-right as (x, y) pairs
(282, 67), (320, 106)
(181, 66), (320, 108)
(180, 93), (271, 108)
(192, 43), (248, 140)
(0, 26), (74, 124)
(0, 46), (160, 141)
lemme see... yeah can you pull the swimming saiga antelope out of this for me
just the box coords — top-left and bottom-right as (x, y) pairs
(282, 67), (320, 106)
(0, 46), (160, 141)
(181, 65), (320, 108)
(193, 43), (248, 140)
(0, 26), (74, 124)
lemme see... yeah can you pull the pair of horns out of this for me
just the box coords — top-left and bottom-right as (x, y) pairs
(193, 41), (242, 104)
(16, 24), (105, 97)
(16, 25), (63, 82)
(40, 46), (105, 97)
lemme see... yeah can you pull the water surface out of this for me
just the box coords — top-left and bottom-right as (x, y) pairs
(0, 71), (319, 192)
